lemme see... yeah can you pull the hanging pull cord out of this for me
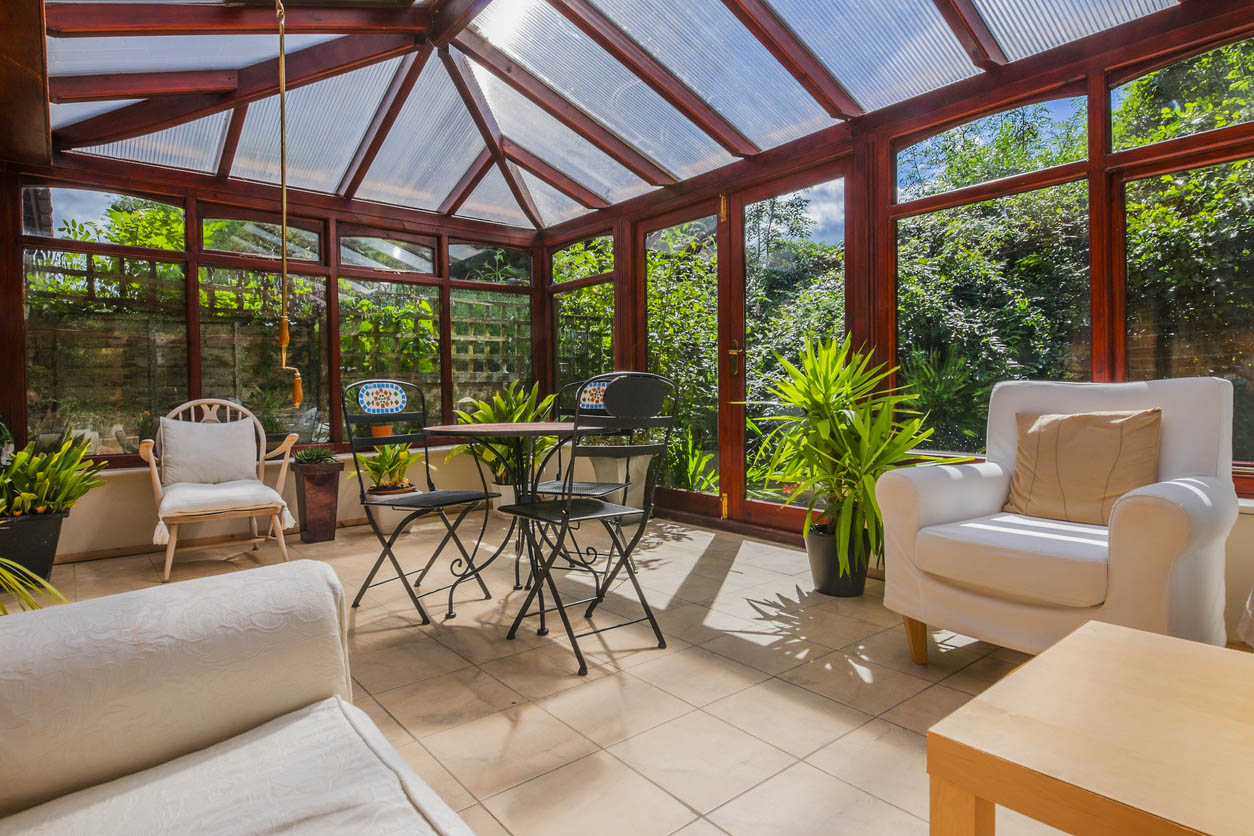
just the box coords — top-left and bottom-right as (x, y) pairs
(276, 0), (303, 408)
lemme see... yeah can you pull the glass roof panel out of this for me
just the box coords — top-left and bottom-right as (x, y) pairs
(457, 165), (533, 228)
(472, 0), (733, 179)
(50, 99), (140, 129)
(231, 58), (401, 193)
(972, 0), (1174, 62)
(79, 111), (230, 173)
(588, 0), (836, 149)
(356, 59), (486, 211)
(764, 0), (978, 111)
(518, 170), (592, 227)
(46, 34), (339, 75)
(463, 51), (654, 205)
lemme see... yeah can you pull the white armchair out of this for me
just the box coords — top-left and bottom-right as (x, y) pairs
(876, 378), (1240, 662)
(140, 398), (298, 582)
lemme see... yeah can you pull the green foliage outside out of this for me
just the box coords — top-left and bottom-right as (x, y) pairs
(449, 244), (531, 284)
(448, 381), (556, 484)
(553, 235), (613, 284)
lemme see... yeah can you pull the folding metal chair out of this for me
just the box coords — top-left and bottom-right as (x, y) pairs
(342, 379), (498, 623)
(504, 372), (677, 675)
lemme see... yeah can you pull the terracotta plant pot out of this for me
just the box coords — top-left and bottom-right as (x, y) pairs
(0, 512), (69, 581)
(804, 524), (869, 597)
(370, 424), (394, 438)
(293, 461), (342, 543)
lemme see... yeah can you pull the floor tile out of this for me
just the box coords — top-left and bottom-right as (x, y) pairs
(350, 635), (473, 693)
(778, 608), (886, 650)
(346, 605), (431, 656)
(842, 624), (988, 683)
(395, 740), (478, 812)
(479, 642), (616, 699)
(653, 603), (759, 646)
(374, 667), (525, 739)
(879, 684), (971, 735)
(699, 630), (830, 675)
(671, 820), (730, 836)
(940, 655), (1021, 695)
(422, 703), (598, 799)
(807, 719), (928, 818)
(352, 694), (415, 747)
(779, 649), (932, 715)
(538, 671), (693, 747)
(484, 751), (695, 836)
(574, 612), (692, 670)
(708, 761), (926, 836)
(457, 805), (512, 836)
(609, 711), (795, 813)
(630, 646), (769, 706)
(705, 678), (871, 757)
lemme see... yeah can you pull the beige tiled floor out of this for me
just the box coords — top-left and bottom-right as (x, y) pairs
(56, 517), (1066, 836)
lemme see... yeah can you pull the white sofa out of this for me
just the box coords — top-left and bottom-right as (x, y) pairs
(876, 378), (1240, 660)
(0, 560), (476, 835)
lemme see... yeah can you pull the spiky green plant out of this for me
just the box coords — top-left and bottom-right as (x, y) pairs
(0, 438), (108, 517)
(0, 555), (67, 615)
(447, 382), (556, 484)
(294, 445), (336, 464)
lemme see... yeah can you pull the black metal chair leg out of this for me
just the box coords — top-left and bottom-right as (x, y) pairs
(353, 508), (417, 608)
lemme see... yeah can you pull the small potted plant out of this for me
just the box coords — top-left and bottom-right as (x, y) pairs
(359, 443), (416, 495)
(0, 437), (108, 580)
(292, 445), (341, 543)
(752, 336), (941, 597)
(0, 556), (68, 615)
(448, 382), (555, 516)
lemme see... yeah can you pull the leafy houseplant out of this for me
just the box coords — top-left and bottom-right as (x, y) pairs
(448, 382), (555, 513)
(0, 556), (67, 615)
(358, 444), (416, 495)
(0, 438), (108, 580)
(292, 446), (341, 543)
(751, 336), (940, 597)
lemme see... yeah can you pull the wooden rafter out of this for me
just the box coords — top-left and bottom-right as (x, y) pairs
(0, 0), (50, 165)
(337, 45), (433, 199)
(438, 148), (495, 214)
(545, 0), (760, 157)
(54, 34), (419, 149)
(501, 138), (609, 209)
(216, 105), (247, 179)
(50, 70), (239, 103)
(717, 0), (863, 119)
(931, 0), (1008, 70)
(454, 30), (676, 185)
(440, 47), (543, 227)
(45, 3), (432, 37)
(430, 0), (496, 47)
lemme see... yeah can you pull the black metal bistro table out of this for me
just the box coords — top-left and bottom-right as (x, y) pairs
(424, 421), (578, 636)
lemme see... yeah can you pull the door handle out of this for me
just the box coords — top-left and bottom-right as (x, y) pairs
(728, 339), (744, 376)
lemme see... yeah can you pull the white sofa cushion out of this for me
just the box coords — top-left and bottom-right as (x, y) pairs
(0, 697), (473, 836)
(160, 416), (259, 486)
(155, 480), (295, 544)
(916, 512), (1108, 608)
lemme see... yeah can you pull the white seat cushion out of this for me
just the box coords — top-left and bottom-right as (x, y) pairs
(0, 697), (474, 836)
(159, 479), (286, 519)
(915, 512), (1108, 608)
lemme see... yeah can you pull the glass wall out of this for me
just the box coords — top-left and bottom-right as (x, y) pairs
(202, 215), (321, 261)
(553, 281), (614, 390)
(450, 289), (533, 404)
(449, 242), (531, 284)
(552, 235), (613, 284)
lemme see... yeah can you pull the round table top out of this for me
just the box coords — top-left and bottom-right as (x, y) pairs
(424, 421), (576, 438)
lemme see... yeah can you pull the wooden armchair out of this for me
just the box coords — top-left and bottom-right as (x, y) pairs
(140, 398), (298, 582)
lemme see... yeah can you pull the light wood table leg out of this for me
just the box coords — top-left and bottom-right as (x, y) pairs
(931, 775), (995, 836)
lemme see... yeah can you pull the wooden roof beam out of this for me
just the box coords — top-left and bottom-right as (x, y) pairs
(49, 70), (238, 103)
(718, 0), (863, 119)
(430, 0), (495, 47)
(501, 138), (610, 209)
(931, 0), (1008, 70)
(438, 147), (495, 215)
(46, 3), (432, 37)
(216, 104), (247, 179)
(337, 46), (432, 199)
(55, 34), (419, 149)
(545, 0), (760, 157)
(440, 47), (544, 228)
(454, 30), (676, 185)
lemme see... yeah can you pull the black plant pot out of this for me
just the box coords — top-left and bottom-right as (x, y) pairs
(0, 512), (69, 581)
(804, 524), (869, 597)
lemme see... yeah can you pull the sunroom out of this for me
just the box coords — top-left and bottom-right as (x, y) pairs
(1, 1), (1252, 834)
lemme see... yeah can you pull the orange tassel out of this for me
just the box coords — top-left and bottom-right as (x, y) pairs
(291, 369), (303, 409)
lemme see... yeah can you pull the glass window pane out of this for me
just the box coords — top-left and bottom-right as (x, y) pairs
(472, 0), (734, 180)
(553, 235), (613, 284)
(897, 183), (1090, 453)
(202, 216), (321, 262)
(449, 243), (531, 285)
(456, 165), (533, 228)
(356, 60), (486, 211)
(1112, 38), (1254, 152)
(1126, 159), (1254, 462)
(589, 0), (835, 149)
(80, 111), (230, 174)
(646, 215), (719, 493)
(22, 187), (185, 251)
(24, 249), (188, 453)
(744, 178), (846, 502)
(518, 170), (591, 228)
(897, 97), (1087, 201)
(340, 235), (435, 274)
(450, 289), (533, 404)
(972, 0), (1172, 63)
(554, 281), (614, 389)
(231, 58), (402, 193)
(50, 100), (140, 130)
(46, 34), (339, 75)
(198, 266), (330, 443)
(765, 0), (977, 111)
(338, 279), (442, 421)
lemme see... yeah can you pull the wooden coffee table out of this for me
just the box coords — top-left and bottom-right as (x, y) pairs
(928, 621), (1254, 835)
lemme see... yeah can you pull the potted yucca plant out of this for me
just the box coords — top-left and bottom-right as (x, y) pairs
(292, 445), (341, 543)
(448, 382), (555, 516)
(0, 437), (108, 580)
(358, 443), (416, 495)
(751, 336), (940, 597)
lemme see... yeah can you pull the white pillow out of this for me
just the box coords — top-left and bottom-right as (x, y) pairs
(159, 417), (260, 486)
